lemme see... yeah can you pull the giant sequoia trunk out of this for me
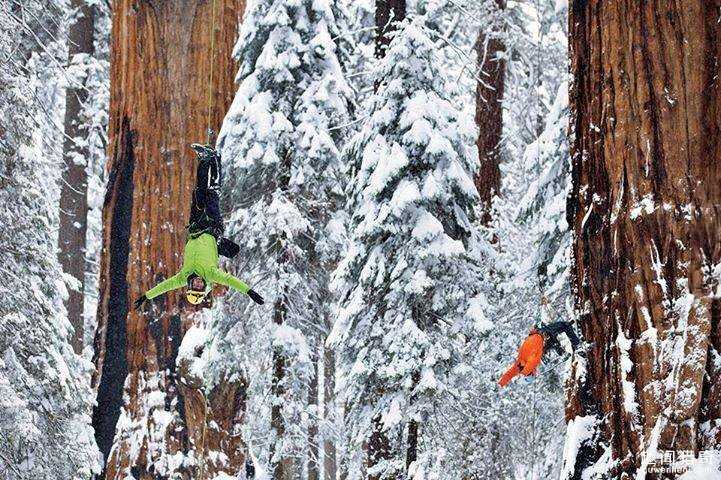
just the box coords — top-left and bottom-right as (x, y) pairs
(92, 1), (245, 478)
(58, 0), (95, 354)
(565, 1), (721, 478)
(474, 0), (505, 224)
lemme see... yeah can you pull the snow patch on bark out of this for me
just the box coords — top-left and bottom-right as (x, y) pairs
(616, 327), (638, 416)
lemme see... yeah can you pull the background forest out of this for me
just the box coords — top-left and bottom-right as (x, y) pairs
(1, 0), (719, 480)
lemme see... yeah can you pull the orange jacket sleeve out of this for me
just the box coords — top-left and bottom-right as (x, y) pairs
(499, 362), (521, 387)
(519, 334), (544, 375)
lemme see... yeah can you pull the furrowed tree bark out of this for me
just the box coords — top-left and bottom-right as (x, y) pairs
(91, 1), (245, 478)
(474, 0), (505, 225)
(59, 0), (95, 354)
(565, 1), (721, 478)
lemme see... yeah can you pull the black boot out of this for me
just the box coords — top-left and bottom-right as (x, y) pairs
(191, 143), (217, 161)
(218, 237), (240, 258)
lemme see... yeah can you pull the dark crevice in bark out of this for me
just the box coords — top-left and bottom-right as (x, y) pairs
(637, 6), (667, 197)
(92, 117), (135, 468)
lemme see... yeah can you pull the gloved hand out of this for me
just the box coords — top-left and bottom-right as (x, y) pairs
(247, 289), (264, 305)
(133, 294), (148, 311)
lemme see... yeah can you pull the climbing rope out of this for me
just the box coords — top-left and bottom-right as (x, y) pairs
(198, 391), (209, 479)
(539, 286), (563, 323)
(199, 0), (218, 465)
(205, 0), (218, 144)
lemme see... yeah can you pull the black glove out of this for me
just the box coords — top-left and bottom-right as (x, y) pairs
(133, 294), (148, 311)
(247, 289), (264, 305)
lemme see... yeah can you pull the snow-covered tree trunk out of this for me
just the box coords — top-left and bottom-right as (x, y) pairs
(564, 1), (721, 477)
(59, 0), (95, 354)
(91, 1), (246, 478)
(270, 272), (296, 480)
(324, 346), (338, 480)
(309, 349), (320, 480)
(474, 0), (504, 224)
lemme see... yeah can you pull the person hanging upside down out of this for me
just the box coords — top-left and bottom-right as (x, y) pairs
(498, 321), (580, 387)
(134, 144), (264, 310)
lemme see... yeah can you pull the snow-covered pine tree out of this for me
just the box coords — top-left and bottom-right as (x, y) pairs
(0, 1), (101, 477)
(415, 3), (571, 475)
(328, 15), (487, 479)
(217, 0), (353, 476)
(79, 0), (110, 349)
(517, 82), (572, 315)
(510, 0), (571, 316)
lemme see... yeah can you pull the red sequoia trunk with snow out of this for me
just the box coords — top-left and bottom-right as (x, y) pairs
(565, 1), (721, 478)
(474, 0), (505, 225)
(91, 1), (246, 478)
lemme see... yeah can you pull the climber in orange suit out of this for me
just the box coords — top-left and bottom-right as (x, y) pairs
(499, 322), (579, 387)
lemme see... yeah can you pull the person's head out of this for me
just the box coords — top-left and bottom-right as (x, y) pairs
(190, 276), (206, 290)
(186, 274), (207, 305)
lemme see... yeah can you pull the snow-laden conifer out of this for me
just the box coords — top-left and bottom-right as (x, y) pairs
(517, 83), (571, 308)
(329, 15), (490, 477)
(216, 0), (353, 471)
(0, 1), (101, 477)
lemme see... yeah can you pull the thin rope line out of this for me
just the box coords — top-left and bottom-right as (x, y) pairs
(206, 0), (218, 144)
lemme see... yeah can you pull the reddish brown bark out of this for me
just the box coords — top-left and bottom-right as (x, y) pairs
(92, 1), (245, 478)
(474, 0), (505, 225)
(59, 0), (95, 353)
(566, 1), (721, 478)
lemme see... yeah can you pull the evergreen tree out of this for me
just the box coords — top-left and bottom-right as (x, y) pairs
(0, 1), (101, 477)
(328, 15), (487, 478)
(517, 83), (571, 312)
(217, 0), (353, 475)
